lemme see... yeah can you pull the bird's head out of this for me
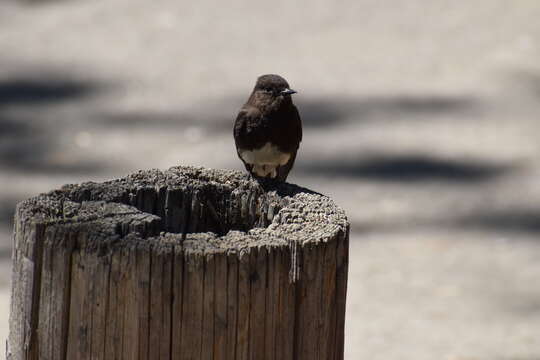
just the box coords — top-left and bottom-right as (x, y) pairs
(253, 74), (297, 101)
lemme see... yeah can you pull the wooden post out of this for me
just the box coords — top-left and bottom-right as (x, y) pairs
(8, 166), (349, 360)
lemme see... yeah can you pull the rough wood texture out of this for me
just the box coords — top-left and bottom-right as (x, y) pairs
(8, 166), (349, 360)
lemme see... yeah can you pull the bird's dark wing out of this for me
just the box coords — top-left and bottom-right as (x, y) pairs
(276, 150), (297, 182)
(234, 106), (267, 148)
(274, 105), (301, 181)
(293, 105), (303, 144)
(233, 106), (266, 175)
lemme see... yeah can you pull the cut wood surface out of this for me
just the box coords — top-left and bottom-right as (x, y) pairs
(8, 166), (349, 360)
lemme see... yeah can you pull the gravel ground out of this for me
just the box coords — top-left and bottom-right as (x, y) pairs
(1, 1), (540, 359)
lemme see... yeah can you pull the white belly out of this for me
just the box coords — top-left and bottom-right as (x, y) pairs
(240, 142), (291, 178)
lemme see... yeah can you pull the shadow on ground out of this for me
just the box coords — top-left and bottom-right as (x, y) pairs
(299, 154), (512, 183)
(0, 198), (16, 229)
(0, 79), (96, 107)
(350, 205), (540, 236)
(295, 95), (479, 128)
(454, 208), (540, 234)
(0, 76), (106, 174)
(0, 198), (16, 258)
(91, 93), (481, 133)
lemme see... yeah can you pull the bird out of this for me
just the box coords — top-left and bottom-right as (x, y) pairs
(233, 74), (302, 182)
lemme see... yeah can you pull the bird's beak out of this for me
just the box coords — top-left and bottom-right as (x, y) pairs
(281, 88), (297, 95)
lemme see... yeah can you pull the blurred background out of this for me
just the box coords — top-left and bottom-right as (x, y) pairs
(1, 0), (540, 358)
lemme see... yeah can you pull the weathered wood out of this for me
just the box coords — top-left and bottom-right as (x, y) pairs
(179, 250), (204, 360)
(225, 254), (238, 360)
(201, 254), (215, 360)
(89, 245), (110, 360)
(295, 243), (323, 360)
(263, 248), (276, 360)
(276, 247), (296, 360)
(248, 247), (267, 360)
(148, 243), (174, 360)
(170, 244), (184, 360)
(334, 231), (350, 360)
(320, 241), (338, 360)
(103, 244), (122, 360)
(236, 249), (250, 360)
(8, 166), (349, 360)
(213, 253), (228, 360)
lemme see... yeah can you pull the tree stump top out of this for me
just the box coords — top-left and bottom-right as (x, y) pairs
(10, 166), (350, 360)
(18, 166), (348, 260)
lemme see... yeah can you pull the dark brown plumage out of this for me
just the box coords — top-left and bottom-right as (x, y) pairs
(233, 74), (302, 182)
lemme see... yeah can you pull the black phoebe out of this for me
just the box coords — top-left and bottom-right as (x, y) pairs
(233, 74), (302, 182)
